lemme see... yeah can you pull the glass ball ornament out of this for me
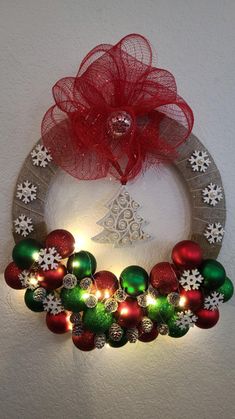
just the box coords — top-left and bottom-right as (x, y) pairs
(120, 265), (149, 297)
(150, 262), (178, 295)
(63, 273), (78, 289)
(4, 262), (24, 290)
(195, 308), (219, 329)
(200, 259), (226, 289)
(46, 311), (70, 334)
(83, 302), (114, 333)
(38, 264), (67, 290)
(67, 251), (96, 279)
(94, 333), (106, 349)
(168, 316), (189, 338)
(107, 110), (133, 139)
(171, 240), (203, 269)
(147, 296), (175, 323)
(12, 238), (42, 270)
(93, 271), (119, 300)
(24, 289), (45, 312)
(115, 298), (144, 328)
(215, 277), (234, 302)
(126, 328), (139, 343)
(60, 286), (87, 312)
(179, 289), (204, 312)
(72, 330), (95, 351)
(109, 323), (123, 342)
(45, 229), (75, 258)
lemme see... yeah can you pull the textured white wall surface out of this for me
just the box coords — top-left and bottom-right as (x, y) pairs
(0, 1), (235, 418)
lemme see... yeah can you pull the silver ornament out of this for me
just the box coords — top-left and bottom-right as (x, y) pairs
(104, 298), (118, 313)
(85, 294), (98, 308)
(94, 333), (106, 349)
(70, 313), (82, 324)
(63, 273), (77, 289)
(158, 324), (169, 335)
(126, 328), (139, 343)
(167, 292), (180, 307)
(72, 322), (83, 336)
(79, 277), (93, 290)
(107, 110), (133, 138)
(114, 288), (127, 302)
(33, 287), (47, 302)
(137, 293), (149, 308)
(109, 323), (123, 342)
(141, 317), (153, 333)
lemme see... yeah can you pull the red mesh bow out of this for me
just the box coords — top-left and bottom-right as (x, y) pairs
(42, 34), (194, 184)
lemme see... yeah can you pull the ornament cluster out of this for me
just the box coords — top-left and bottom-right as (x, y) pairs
(4, 230), (233, 351)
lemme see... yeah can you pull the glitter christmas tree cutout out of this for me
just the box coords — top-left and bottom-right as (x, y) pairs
(92, 186), (151, 247)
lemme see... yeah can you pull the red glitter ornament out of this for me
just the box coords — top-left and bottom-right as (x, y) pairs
(195, 308), (219, 329)
(180, 289), (204, 312)
(46, 311), (71, 334)
(115, 298), (143, 328)
(93, 271), (119, 300)
(38, 263), (67, 290)
(45, 229), (75, 258)
(171, 240), (202, 269)
(138, 323), (159, 343)
(4, 262), (24, 290)
(150, 262), (178, 294)
(72, 330), (95, 351)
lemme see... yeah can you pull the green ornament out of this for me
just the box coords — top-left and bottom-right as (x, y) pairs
(147, 296), (175, 322)
(60, 286), (87, 312)
(24, 289), (44, 312)
(168, 316), (189, 338)
(201, 259), (226, 289)
(108, 334), (128, 348)
(83, 302), (114, 333)
(120, 265), (148, 297)
(215, 277), (234, 302)
(12, 239), (42, 270)
(67, 251), (96, 279)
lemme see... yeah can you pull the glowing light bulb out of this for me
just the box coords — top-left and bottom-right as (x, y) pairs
(179, 296), (187, 307)
(95, 290), (102, 299)
(146, 295), (156, 306)
(120, 307), (128, 316)
(29, 277), (38, 287)
(66, 315), (73, 331)
(72, 261), (80, 268)
(104, 290), (110, 299)
(32, 251), (39, 262)
(83, 293), (90, 301)
(74, 234), (86, 251)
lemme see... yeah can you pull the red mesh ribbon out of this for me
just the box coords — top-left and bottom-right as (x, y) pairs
(42, 34), (194, 184)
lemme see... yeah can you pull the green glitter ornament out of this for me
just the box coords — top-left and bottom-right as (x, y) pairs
(147, 296), (175, 322)
(201, 259), (226, 289)
(168, 316), (189, 338)
(120, 265), (148, 297)
(60, 286), (87, 312)
(108, 334), (128, 348)
(215, 277), (234, 302)
(12, 239), (42, 270)
(83, 302), (114, 333)
(67, 251), (96, 279)
(24, 289), (44, 312)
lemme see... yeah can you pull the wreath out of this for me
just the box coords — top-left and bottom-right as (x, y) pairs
(4, 34), (233, 351)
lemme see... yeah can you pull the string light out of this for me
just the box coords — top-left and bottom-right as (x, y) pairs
(179, 296), (187, 307)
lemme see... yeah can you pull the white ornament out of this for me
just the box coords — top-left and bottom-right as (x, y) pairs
(63, 274), (77, 289)
(179, 269), (204, 291)
(94, 333), (106, 349)
(114, 288), (127, 302)
(19, 270), (38, 290)
(33, 287), (47, 302)
(85, 294), (98, 308)
(202, 183), (223, 207)
(189, 150), (211, 172)
(104, 298), (118, 313)
(137, 293), (149, 308)
(43, 294), (64, 315)
(141, 317), (153, 333)
(92, 186), (151, 247)
(175, 310), (198, 330)
(204, 222), (225, 244)
(204, 291), (224, 311)
(38, 247), (62, 271)
(31, 144), (52, 167)
(14, 214), (34, 237)
(126, 328), (139, 343)
(79, 277), (93, 290)
(16, 180), (37, 204)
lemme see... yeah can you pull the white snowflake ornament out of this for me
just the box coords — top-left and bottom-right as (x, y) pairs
(204, 222), (225, 244)
(14, 214), (34, 237)
(31, 144), (52, 167)
(16, 180), (37, 204)
(179, 269), (204, 291)
(204, 291), (224, 311)
(189, 150), (211, 172)
(175, 310), (198, 330)
(43, 294), (64, 315)
(202, 183), (223, 206)
(38, 247), (62, 271)
(19, 270), (38, 290)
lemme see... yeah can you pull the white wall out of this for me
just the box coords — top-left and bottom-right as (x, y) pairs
(0, 1), (235, 418)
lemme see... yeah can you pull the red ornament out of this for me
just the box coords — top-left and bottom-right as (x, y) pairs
(150, 262), (178, 294)
(38, 263), (67, 290)
(93, 271), (119, 300)
(45, 229), (75, 258)
(195, 308), (219, 329)
(72, 330), (95, 351)
(180, 289), (204, 312)
(171, 240), (203, 269)
(115, 298), (143, 328)
(4, 262), (24, 290)
(138, 323), (159, 343)
(46, 311), (70, 334)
